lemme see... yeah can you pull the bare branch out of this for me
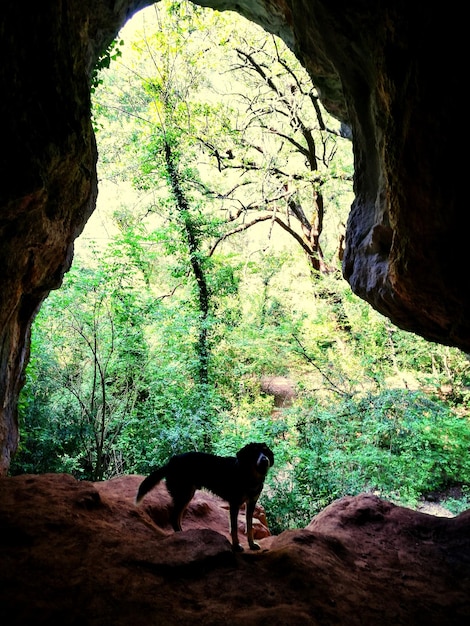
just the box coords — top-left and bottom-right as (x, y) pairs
(155, 281), (186, 301)
(208, 214), (273, 256)
(292, 334), (351, 398)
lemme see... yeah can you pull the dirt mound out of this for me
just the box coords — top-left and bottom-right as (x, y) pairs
(1, 474), (469, 625)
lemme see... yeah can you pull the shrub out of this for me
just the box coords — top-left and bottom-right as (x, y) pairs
(262, 389), (470, 531)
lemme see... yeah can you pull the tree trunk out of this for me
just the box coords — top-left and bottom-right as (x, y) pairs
(164, 141), (210, 387)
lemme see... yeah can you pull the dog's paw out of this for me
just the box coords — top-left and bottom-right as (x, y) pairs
(232, 543), (244, 552)
(249, 542), (261, 551)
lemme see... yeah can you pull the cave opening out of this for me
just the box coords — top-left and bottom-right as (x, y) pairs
(10, 1), (470, 522)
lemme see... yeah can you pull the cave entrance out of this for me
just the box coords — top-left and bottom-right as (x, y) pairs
(11, 0), (470, 524)
(13, 0), (354, 482)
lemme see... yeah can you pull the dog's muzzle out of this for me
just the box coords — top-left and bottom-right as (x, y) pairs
(257, 452), (271, 473)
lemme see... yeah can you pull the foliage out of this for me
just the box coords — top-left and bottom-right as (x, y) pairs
(11, 251), (154, 480)
(441, 487), (470, 515)
(264, 389), (470, 532)
(91, 38), (124, 95)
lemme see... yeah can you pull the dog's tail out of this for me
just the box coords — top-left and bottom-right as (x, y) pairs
(135, 465), (168, 504)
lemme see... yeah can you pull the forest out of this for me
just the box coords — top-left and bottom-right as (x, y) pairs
(11, 1), (470, 533)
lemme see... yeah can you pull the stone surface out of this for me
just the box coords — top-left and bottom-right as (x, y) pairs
(0, 2), (467, 470)
(0, 474), (469, 625)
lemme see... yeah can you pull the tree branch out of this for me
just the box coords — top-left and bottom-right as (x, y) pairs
(292, 334), (351, 398)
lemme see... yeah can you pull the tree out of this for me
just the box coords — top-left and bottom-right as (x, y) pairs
(96, 3), (235, 446)
(93, 1), (353, 279)
(201, 31), (353, 274)
(163, 140), (211, 385)
(12, 243), (155, 480)
(127, 3), (222, 401)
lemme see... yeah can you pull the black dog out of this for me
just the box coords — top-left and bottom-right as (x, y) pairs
(136, 442), (274, 551)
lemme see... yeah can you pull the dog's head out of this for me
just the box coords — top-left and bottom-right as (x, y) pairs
(236, 442), (274, 476)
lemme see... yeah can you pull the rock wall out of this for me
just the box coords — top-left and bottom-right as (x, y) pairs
(1, 474), (469, 624)
(0, 0), (150, 473)
(0, 0), (468, 472)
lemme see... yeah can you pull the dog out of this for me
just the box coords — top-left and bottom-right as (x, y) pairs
(136, 442), (274, 551)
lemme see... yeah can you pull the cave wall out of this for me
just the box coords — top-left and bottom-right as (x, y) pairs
(0, 0), (468, 473)
(0, 0), (151, 474)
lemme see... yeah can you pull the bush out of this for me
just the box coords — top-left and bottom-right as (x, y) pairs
(262, 389), (470, 530)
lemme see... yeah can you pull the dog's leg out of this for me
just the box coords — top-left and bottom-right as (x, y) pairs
(168, 485), (195, 532)
(169, 504), (184, 532)
(246, 498), (260, 550)
(229, 503), (243, 552)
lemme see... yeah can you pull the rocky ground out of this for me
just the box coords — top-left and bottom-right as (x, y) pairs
(1, 473), (469, 625)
